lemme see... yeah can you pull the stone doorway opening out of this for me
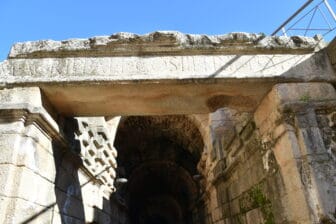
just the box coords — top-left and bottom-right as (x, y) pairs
(114, 115), (206, 224)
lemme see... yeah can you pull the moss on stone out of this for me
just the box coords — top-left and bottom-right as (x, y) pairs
(248, 186), (275, 224)
(299, 93), (311, 103)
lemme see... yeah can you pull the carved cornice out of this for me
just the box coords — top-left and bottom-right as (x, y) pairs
(0, 105), (67, 147)
(8, 32), (320, 59)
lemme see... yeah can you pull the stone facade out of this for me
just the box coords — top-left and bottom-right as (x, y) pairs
(0, 88), (117, 223)
(0, 32), (336, 223)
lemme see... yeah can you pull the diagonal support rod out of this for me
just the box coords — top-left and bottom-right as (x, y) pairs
(272, 0), (314, 35)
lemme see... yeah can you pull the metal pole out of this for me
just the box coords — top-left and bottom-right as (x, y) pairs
(281, 27), (288, 36)
(271, 0), (314, 35)
(324, 0), (336, 21)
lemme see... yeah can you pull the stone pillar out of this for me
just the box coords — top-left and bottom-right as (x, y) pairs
(255, 83), (336, 223)
(0, 87), (65, 223)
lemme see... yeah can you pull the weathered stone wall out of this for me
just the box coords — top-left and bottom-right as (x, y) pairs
(56, 117), (117, 223)
(1, 84), (336, 223)
(327, 37), (336, 72)
(199, 109), (283, 224)
(46, 141), (115, 223)
(0, 87), (62, 223)
(0, 87), (117, 223)
(1, 32), (336, 224)
(198, 83), (336, 224)
(254, 83), (336, 223)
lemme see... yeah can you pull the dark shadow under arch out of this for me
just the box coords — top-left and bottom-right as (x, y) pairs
(113, 115), (206, 224)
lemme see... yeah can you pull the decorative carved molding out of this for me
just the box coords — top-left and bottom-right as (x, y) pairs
(74, 117), (117, 192)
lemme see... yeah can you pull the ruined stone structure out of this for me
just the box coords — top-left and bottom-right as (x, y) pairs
(0, 31), (336, 223)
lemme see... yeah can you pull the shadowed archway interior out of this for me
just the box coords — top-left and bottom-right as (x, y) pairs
(114, 115), (205, 224)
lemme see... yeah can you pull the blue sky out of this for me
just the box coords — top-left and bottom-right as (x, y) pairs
(0, 0), (324, 60)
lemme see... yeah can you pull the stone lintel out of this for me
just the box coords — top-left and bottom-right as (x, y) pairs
(4, 81), (335, 117)
(36, 80), (279, 116)
(8, 32), (321, 59)
(0, 33), (333, 117)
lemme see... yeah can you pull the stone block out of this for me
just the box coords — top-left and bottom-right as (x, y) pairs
(239, 121), (255, 141)
(254, 91), (280, 134)
(77, 168), (90, 185)
(228, 137), (242, 157)
(228, 181), (241, 200)
(211, 146), (218, 161)
(272, 123), (294, 140)
(82, 184), (99, 207)
(0, 195), (54, 224)
(297, 127), (327, 155)
(0, 120), (25, 134)
(221, 203), (231, 218)
(213, 159), (227, 180)
(101, 197), (112, 215)
(3, 165), (56, 207)
(221, 129), (236, 151)
(52, 212), (83, 224)
(246, 208), (264, 224)
(209, 187), (219, 209)
(224, 218), (231, 224)
(0, 164), (14, 200)
(239, 173), (252, 194)
(212, 207), (223, 222)
(54, 188), (85, 220)
(24, 123), (54, 151)
(0, 87), (61, 140)
(229, 198), (240, 216)
(50, 210), (62, 224)
(250, 162), (266, 186)
(55, 167), (78, 193)
(0, 134), (21, 165)
(95, 207), (112, 224)
(0, 87), (43, 108)
(106, 116), (121, 142)
(60, 157), (78, 178)
(276, 160), (311, 222)
(273, 131), (302, 166)
(244, 133), (262, 156)
(215, 220), (225, 224)
(275, 83), (336, 105)
(17, 136), (56, 182)
(83, 204), (95, 222)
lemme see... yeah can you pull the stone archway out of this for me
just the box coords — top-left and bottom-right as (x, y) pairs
(114, 115), (206, 224)
(0, 32), (336, 224)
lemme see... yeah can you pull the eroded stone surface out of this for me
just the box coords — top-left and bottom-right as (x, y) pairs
(0, 52), (333, 116)
(253, 83), (336, 223)
(0, 33), (336, 224)
(1, 52), (333, 83)
(8, 31), (321, 59)
(0, 33), (334, 116)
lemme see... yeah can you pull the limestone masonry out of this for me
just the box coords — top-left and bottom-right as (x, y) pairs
(0, 32), (336, 223)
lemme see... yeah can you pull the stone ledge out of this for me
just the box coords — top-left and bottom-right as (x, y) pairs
(0, 87), (66, 146)
(255, 83), (336, 133)
(0, 107), (66, 146)
(8, 31), (321, 59)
